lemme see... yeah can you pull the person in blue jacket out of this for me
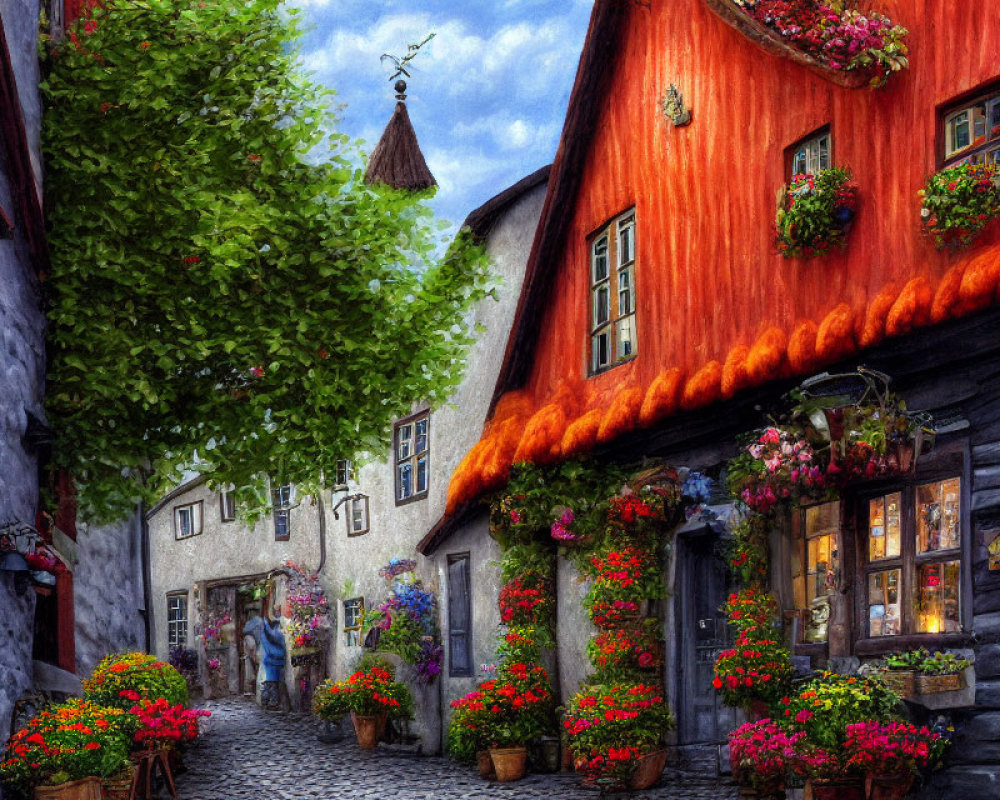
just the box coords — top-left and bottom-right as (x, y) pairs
(260, 605), (287, 710)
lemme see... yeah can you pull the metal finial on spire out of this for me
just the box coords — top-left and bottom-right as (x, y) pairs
(380, 32), (436, 100)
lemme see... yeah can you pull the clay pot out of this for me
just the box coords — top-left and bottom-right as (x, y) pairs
(629, 749), (667, 790)
(476, 750), (495, 780)
(866, 772), (914, 800)
(809, 777), (865, 800)
(34, 777), (103, 800)
(490, 746), (527, 783)
(101, 767), (137, 800)
(350, 711), (386, 750)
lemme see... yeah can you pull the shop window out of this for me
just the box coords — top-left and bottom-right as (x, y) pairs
(793, 501), (841, 643)
(789, 127), (831, 177)
(167, 593), (188, 647)
(220, 489), (236, 523)
(394, 412), (429, 504)
(447, 554), (473, 677)
(589, 210), (637, 375)
(173, 501), (203, 540)
(942, 86), (1000, 166)
(343, 597), (364, 647)
(864, 477), (962, 638)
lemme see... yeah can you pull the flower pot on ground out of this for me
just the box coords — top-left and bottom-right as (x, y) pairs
(101, 765), (137, 800)
(490, 747), (527, 783)
(350, 711), (386, 750)
(33, 777), (104, 800)
(729, 719), (800, 800)
(313, 662), (413, 751)
(475, 750), (495, 780)
(629, 748), (668, 790)
(866, 773), (914, 800)
(808, 777), (865, 800)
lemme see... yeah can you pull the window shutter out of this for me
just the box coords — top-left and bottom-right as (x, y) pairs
(448, 555), (472, 677)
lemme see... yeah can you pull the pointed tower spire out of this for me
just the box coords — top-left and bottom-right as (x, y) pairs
(365, 35), (438, 192)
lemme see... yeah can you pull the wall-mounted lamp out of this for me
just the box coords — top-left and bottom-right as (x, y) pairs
(0, 520), (42, 596)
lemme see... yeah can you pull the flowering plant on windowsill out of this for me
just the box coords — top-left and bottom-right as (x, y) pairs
(919, 162), (1000, 249)
(776, 168), (858, 258)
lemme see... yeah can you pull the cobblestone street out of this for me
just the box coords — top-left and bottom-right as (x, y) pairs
(174, 700), (739, 800)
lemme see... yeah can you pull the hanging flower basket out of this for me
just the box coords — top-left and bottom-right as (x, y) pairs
(920, 162), (1000, 249)
(775, 168), (858, 258)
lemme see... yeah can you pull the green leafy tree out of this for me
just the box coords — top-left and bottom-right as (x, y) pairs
(40, 0), (492, 520)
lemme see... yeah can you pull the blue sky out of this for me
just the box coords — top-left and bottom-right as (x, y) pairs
(292, 0), (594, 226)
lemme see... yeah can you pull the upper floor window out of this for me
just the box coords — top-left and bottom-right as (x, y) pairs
(343, 597), (365, 647)
(335, 459), (356, 488)
(167, 593), (188, 647)
(346, 494), (370, 536)
(272, 483), (293, 540)
(943, 87), (1000, 167)
(789, 127), (831, 177)
(220, 489), (236, 523)
(174, 501), (203, 540)
(589, 210), (637, 375)
(394, 412), (429, 504)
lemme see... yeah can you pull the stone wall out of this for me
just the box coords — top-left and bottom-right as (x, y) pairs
(74, 513), (146, 676)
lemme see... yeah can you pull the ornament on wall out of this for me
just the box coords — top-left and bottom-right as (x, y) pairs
(661, 84), (691, 127)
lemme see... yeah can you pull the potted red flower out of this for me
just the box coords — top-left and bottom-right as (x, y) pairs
(729, 719), (803, 800)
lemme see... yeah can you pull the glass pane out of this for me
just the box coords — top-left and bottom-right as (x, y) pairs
(868, 569), (901, 637)
(792, 147), (807, 176)
(916, 561), (961, 633)
(593, 330), (610, 370)
(397, 424), (412, 460)
(917, 478), (961, 553)
(869, 493), (901, 561)
(948, 110), (971, 157)
(973, 103), (988, 146)
(618, 218), (634, 265)
(615, 316), (635, 360)
(592, 237), (608, 283)
(398, 462), (412, 500)
(807, 534), (837, 603)
(817, 135), (830, 171)
(415, 418), (428, 454)
(416, 455), (428, 493)
(593, 285), (610, 326)
(618, 267), (633, 314)
(178, 509), (191, 536)
(989, 98), (1000, 141)
(351, 501), (364, 532)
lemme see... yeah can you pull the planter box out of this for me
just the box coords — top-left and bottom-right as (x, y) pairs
(34, 777), (102, 800)
(881, 669), (917, 698)
(918, 672), (965, 694)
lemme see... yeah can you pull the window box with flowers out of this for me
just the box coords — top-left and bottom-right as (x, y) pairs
(919, 162), (1000, 249)
(775, 167), (858, 259)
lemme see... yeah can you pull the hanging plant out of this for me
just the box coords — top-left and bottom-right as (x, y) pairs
(775, 168), (858, 258)
(919, 162), (1000, 249)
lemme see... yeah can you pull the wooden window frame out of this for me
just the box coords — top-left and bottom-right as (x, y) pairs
(219, 490), (236, 523)
(272, 483), (293, 541)
(343, 596), (365, 647)
(939, 82), (1000, 168)
(167, 592), (188, 648)
(173, 501), (203, 540)
(587, 209), (638, 376)
(447, 553), (473, 677)
(346, 494), (370, 537)
(394, 410), (430, 506)
(335, 459), (356, 489)
(786, 125), (832, 179)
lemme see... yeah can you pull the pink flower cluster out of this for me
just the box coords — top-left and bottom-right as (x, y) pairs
(550, 508), (579, 542)
(844, 721), (943, 774)
(740, 427), (825, 512)
(729, 719), (804, 791)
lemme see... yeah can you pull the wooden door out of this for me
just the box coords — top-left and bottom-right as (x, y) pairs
(676, 533), (736, 745)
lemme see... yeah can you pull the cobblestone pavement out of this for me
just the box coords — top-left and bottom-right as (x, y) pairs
(174, 699), (740, 800)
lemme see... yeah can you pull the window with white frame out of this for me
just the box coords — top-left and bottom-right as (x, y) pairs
(943, 87), (1000, 167)
(167, 593), (188, 647)
(589, 210), (637, 374)
(272, 483), (293, 540)
(790, 128), (831, 177)
(220, 489), (236, 523)
(173, 501), (203, 540)
(346, 494), (370, 536)
(335, 459), (355, 488)
(394, 412), (429, 504)
(343, 597), (364, 647)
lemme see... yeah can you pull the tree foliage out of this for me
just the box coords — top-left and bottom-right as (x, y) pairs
(41, 0), (492, 520)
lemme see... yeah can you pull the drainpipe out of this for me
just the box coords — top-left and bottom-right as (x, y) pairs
(139, 502), (152, 653)
(316, 493), (327, 574)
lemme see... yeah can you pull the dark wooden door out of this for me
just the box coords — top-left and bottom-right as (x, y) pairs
(676, 533), (736, 744)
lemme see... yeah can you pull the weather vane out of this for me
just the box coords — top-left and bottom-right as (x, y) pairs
(380, 32), (436, 101)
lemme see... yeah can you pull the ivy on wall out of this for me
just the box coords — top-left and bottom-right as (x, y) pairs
(40, 1), (492, 520)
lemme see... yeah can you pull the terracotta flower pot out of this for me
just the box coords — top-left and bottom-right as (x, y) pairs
(350, 711), (386, 750)
(490, 746), (527, 783)
(737, 786), (785, 800)
(476, 750), (495, 780)
(866, 772), (914, 800)
(101, 768), (137, 800)
(629, 749), (667, 790)
(34, 777), (103, 800)
(809, 777), (865, 800)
